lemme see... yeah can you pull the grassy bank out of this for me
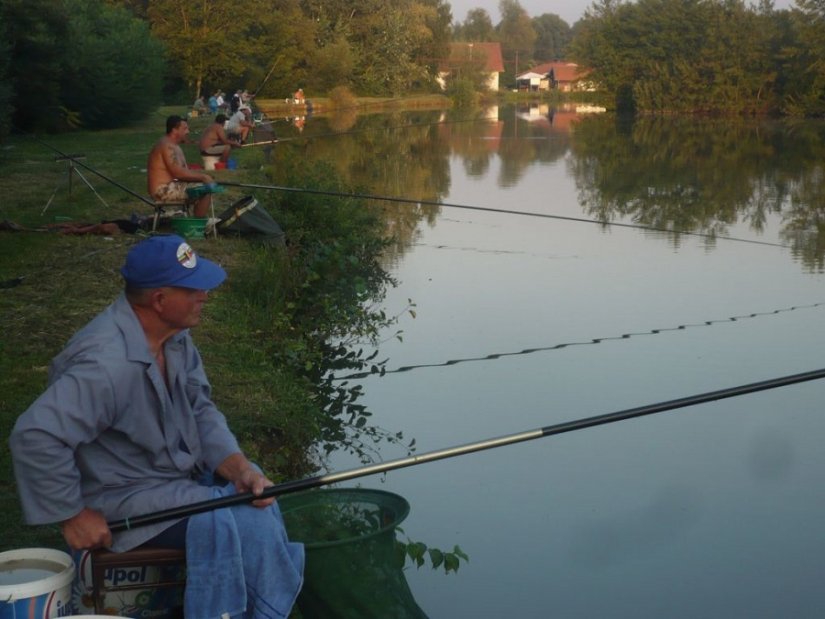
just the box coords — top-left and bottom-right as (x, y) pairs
(255, 93), (451, 116)
(0, 106), (393, 550)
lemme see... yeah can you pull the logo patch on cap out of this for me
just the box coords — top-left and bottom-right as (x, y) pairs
(176, 242), (198, 269)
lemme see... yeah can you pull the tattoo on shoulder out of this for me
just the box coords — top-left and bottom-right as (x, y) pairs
(167, 144), (184, 166)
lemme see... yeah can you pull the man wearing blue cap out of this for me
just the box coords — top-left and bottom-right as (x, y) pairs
(10, 235), (304, 617)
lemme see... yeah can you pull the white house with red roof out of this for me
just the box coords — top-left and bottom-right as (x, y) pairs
(516, 62), (594, 92)
(437, 42), (505, 92)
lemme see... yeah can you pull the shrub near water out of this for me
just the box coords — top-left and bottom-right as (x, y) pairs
(329, 86), (358, 111)
(243, 159), (417, 465)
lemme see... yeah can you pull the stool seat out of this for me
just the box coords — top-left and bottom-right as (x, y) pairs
(91, 546), (186, 614)
(152, 201), (189, 231)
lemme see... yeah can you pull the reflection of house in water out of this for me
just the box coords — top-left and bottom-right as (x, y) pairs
(516, 103), (606, 135)
(482, 105), (499, 121)
(436, 103), (608, 159)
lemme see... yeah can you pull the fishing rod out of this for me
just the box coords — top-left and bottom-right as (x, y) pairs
(24, 132), (156, 207)
(108, 366), (825, 532)
(241, 139), (281, 148)
(253, 60), (280, 97)
(217, 181), (787, 249)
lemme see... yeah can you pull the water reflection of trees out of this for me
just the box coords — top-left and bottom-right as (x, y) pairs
(568, 115), (825, 270)
(269, 108), (825, 272)
(497, 104), (573, 187)
(270, 111), (451, 265)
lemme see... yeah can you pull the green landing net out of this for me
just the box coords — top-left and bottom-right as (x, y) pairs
(278, 488), (428, 619)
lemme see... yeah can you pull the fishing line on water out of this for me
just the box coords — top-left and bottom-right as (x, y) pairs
(219, 180), (789, 249)
(332, 301), (825, 381)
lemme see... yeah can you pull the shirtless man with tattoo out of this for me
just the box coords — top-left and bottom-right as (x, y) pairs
(147, 115), (214, 217)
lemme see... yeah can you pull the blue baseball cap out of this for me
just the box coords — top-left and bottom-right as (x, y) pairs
(120, 235), (226, 290)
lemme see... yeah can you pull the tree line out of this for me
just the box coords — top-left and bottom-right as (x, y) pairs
(453, 0), (825, 116)
(0, 0), (453, 136)
(570, 0), (825, 115)
(1, 0), (824, 138)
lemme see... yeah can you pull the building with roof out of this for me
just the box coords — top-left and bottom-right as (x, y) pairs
(437, 42), (505, 92)
(515, 62), (595, 92)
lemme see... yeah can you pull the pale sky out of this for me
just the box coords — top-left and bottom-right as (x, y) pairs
(448, 0), (796, 28)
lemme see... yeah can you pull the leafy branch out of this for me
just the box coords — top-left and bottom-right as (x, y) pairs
(395, 527), (469, 574)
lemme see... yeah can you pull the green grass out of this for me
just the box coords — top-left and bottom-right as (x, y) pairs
(255, 93), (451, 117)
(0, 106), (250, 228)
(0, 107), (319, 551)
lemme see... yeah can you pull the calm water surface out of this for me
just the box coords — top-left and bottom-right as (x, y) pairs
(271, 105), (825, 617)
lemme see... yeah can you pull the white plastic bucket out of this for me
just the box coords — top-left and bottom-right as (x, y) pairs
(202, 155), (220, 171)
(0, 548), (75, 618)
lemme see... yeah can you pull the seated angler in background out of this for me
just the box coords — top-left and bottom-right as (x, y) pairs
(199, 114), (240, 163)
(225, 106), (254, 144)
(147, 115), (213, 217)
(192, 95), (207, 115)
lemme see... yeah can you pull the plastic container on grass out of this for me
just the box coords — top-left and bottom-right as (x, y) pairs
(170, 217), (208, 240)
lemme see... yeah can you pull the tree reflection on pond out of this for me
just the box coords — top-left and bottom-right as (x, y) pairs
(267, 107), (825, 273)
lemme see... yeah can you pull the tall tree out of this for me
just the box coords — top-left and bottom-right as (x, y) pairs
(104, 0), (148, 17)
(245, 0), (319, 98)
(786, 0), (825, 114)
(415, 0), (452, 78)
(496, 0), (537, 79)
(532, 13), (571, 61)
(60, 0), (165, 128)
(146, 0), (270, 98)
(302, 0), (449, 95)
(0, 0), (69, 131)
(455, 8), (496, 41)
(0, 13), (12, 139)
(570, 0), (782, 113)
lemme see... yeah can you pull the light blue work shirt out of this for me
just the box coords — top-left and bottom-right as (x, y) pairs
(10, 293), (242, 551)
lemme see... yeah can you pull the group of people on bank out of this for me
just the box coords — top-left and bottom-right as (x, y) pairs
(147, 108), (259, 217)
(196, 88), (255, 116)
